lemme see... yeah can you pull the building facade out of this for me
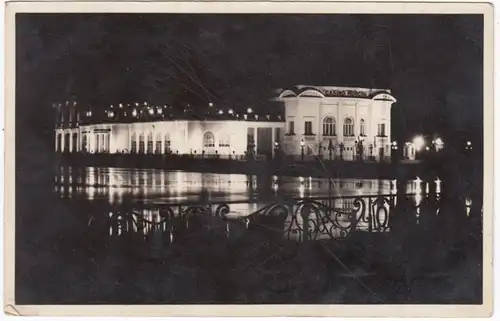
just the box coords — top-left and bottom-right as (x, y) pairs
(276, 85), (396, 162)
(54, 85), (396, 162)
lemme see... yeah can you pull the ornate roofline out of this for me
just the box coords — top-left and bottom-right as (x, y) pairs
(275, 85), (396, 102)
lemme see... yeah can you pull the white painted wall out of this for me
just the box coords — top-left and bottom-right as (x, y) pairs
(280, 94), (395, 162)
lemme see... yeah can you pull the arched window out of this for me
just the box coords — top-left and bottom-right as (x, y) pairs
(155, 133), (162, 154)
(138, 133), (145, 154)
(164, 133), (171, 154)
(218, 133), (230, 147)
(322, 117), (336, 136)
(360, 119), (366, 136)
(204, 132), (215, 147)
(147, 132), (154, 154)
(343, 117), (354, 137)
(131, 133), (137, 153)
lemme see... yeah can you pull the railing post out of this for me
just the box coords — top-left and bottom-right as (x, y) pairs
(368, 197), (373, 233)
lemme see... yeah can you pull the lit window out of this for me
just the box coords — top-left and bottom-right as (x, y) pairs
(81, 134), (88, 152)
(95, 134), (100, 153)
(304, 121), (313, 135)
(218, 134), (230, 147)
(131, 133), (137, 153)
(56, 134), (62, 152)
(322, 117), (336, 136)
(288, 121), (295, 135)
(377, 123), (386, 137)
(155, 133), (162, 154)
(203, 132), (215, 147)
(147, 133), (154, 154)
(343, 118), (354, 137)
(72, 133), (78, 153)
(360, 119), (366, 136)
(138, 134), (145, 154)
(164, 134), (171, 154)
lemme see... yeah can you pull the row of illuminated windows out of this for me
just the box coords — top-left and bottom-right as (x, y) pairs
(287, 117), (387, 137)
(203, 131), (230, 148)
(130, 133), (171, 154)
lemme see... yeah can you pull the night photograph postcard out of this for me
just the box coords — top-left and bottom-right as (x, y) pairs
(3, 1), (494, 317)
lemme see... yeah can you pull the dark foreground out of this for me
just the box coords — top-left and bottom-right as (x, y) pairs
(15, 190), (483, 305)
(15, 149), (483, 304)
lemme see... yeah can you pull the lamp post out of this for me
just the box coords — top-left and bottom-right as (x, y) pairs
(465, 141), (472, 153)
(433, 137), (444, 152)
(391, 141), (398, 163)
(339, 142), (344, 161)
(328, 139), (333, 161)
(356, 136), (364, 162)
(300, 139), (305, 161)
(413, 135), (425, 159)
(274, 140), (280, 160)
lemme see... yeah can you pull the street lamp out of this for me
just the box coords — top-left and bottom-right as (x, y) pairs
(465, 140), (473, 152)
(247, 107), (253, 114)
(413, 135), (425, 152)
(300, 139), (305, 161)
(274, 141), (280, 159)
(434, 137), (444, 151)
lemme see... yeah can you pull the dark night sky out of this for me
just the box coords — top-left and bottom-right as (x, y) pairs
(16, 14), (483, 143)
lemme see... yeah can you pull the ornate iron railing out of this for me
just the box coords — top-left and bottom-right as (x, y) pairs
(86, 193), (439, 242)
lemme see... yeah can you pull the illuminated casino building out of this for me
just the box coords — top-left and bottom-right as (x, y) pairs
(54, 85), (396, 162)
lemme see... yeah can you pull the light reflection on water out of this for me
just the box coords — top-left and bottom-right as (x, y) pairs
(53, 166), (452, 220)
(54, 166), (431, 204)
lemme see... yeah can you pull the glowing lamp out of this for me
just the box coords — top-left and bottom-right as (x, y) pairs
(413, 135), (425, 151)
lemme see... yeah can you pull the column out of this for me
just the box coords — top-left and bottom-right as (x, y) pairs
(68, 132), (73, 153)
